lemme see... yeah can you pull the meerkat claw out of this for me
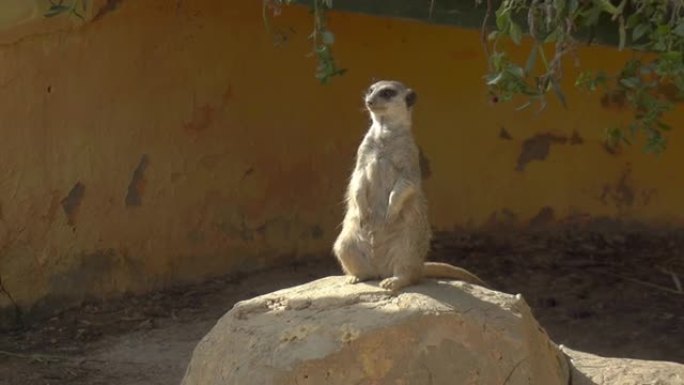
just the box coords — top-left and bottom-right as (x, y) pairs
(379, 277), (404, 291)
(346, 276), (362, 284)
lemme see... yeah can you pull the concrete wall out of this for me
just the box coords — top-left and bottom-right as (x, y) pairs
(1, 0), (683, 324)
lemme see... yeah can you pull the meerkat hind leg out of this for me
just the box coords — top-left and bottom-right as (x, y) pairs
(379, 260), (422, 292)
(379, 275), (414, 291)
(334, 235), (376, 285)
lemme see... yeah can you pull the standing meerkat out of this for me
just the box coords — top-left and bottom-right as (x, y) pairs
(333, 80), (488, 292)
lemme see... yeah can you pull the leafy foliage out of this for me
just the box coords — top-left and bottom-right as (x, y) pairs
(263, 0), (346, 83)
(482, 0), (684, 153)
(44, 0), (88, 19)
(47, 0), (684, 152)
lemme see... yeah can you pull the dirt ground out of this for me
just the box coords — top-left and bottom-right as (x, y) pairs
(1, 231), (683, 385)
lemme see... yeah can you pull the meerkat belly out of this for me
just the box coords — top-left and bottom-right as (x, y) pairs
(364, 155), (397, 219)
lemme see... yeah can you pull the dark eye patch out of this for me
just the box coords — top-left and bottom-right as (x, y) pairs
(378, 88), (398, 99)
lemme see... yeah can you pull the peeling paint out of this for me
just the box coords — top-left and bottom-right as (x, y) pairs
(47, 248), (143, 306)
(184, 104), (215, 133)
(61, 182), (85, 227)
(241, 167), (255, 181)
(485, 209), (518, 228)
(640, 189), (656, 206)
(569, 130), (584, 145)
(516, 133), (569, 171)
(529, 206), (555, 227)
(600, 165), (635, 210)
(598, 165), (657, 211)
(125, 155), (149, 207)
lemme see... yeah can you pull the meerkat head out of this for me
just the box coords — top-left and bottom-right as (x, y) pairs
(364, 80), (417, 127)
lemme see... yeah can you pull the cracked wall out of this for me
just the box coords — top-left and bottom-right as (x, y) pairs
(1, 0), (684, 325)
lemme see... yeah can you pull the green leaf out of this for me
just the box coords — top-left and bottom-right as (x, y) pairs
(508, 65), (525, 79)
(656, 24), (671, 36)
(618, 17), (626, 50)
(673, 22), (684, 37)
(553, 0), (566, 15)
(495, 8), (510, 31)
(44, 4), (71, 17)
(644, 132), (666, 153)
(626, 13), (641, 28)
(658, 121), (672, 131)
(490, 52), (506, 70)
(550, 77), (567, 108)
(575, 71), (592, 89)
(321, 31), (335, 45)
(486, 73), (504, 86)
(516, 100), (533, 110)
(632, 23), (650, 42)
(72, 9), (85, 20)
(661, 51), (682, 61)
(544, 28), (560, 43)
(594, 0), (619, 15)
(509, 21), (523, 45)
(619, 77), (640, 89)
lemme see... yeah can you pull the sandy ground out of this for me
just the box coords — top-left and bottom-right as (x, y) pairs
(1, 231), (683, 385)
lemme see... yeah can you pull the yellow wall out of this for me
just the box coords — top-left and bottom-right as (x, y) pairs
(0, 0), (682, 322)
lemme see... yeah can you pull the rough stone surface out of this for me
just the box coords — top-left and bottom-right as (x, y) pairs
(562, 346), (684, 385)
(181, 276), (571, 385)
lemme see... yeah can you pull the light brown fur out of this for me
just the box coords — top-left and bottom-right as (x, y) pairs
(333, 80), (489, 292)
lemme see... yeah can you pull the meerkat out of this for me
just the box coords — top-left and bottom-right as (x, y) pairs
(332, 80), (489, 292)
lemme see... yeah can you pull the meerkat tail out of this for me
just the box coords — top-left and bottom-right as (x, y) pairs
(422, 262), (489, 288)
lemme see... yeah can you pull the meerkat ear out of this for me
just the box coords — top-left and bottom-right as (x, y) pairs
(405, 89), (417, 108)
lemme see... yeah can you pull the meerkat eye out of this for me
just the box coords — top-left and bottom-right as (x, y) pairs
(378, 88), (397, 99)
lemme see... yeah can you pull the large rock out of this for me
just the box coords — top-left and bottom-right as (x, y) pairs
(562, 346), (684, 385)
(181, 276), (570, 385)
